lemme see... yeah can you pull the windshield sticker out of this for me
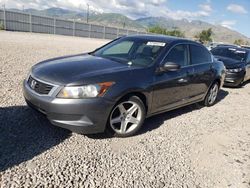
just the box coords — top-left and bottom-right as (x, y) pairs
(147, 42), (166, 47)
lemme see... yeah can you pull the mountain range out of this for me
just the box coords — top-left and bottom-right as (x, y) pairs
(10, 7), (250, 44)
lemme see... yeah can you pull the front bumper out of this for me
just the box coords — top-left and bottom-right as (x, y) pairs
(224, 71), (245, 87)
(23, 80), (114, 134)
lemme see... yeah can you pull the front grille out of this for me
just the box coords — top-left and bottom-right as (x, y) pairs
(28, 76), (53, 95)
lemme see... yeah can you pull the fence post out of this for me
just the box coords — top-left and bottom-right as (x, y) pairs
(73, 20), (75, 36)
(53, 18), (56, 34)
(88, 24), (91, 38)
(3, 5), (6, 30)
(103, 26), (106, 39)
(116, 28), (119, 38)
(29, 13), (32, 32)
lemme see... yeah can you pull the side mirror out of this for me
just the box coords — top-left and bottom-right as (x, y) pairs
(160, 62), (181, 72)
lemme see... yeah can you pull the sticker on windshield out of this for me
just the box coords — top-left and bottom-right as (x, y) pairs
(146, 42), (166, 47)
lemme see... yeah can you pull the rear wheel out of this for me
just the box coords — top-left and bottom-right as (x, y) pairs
(107, 96), (146, 137)
(203, 82), (219, 107)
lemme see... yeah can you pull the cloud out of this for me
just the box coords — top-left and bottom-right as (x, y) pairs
(160, 9), (210, 20)
(2, 0), (212, 19)
(159, 2), (212, 20)
(199, 4), (212, 12)
(220, 20), (236, 29)
(227, 4), (248, 14)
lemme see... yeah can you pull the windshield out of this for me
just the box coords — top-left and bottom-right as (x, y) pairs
(211, 47), (247, 62)
(93, 38), (167, 67)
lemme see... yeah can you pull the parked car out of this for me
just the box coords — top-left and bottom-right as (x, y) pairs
(23, 35), (225, 137)
(241, 45), (250, 50)
(206, 42), (223, 51)
(211, 46), (250, 87)
(206, 42), (238, 51)
(217, 44), (240, 48)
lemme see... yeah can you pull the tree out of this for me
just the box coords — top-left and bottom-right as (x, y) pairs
(234, 39), (248, 46)
(166, 30), (185, 38)
(148, 26), (166, 35)
(148, 26), (185, 37)
(195, 28), (213, 44)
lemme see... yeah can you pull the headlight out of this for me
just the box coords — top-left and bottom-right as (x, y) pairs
(227, 68), (244, 73)
(57, 82), (114, 99)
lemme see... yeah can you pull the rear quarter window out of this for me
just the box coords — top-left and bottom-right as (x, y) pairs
(190, 44), (212, 65)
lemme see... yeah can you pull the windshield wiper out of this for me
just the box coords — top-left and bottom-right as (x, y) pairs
(88, 52), (95, 56)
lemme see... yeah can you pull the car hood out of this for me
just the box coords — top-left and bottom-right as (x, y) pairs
(214, 55), (245, 69)
(32, 54), (138, 85)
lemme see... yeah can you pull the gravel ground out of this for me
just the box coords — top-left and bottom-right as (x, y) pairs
(0, 31), (250, 188)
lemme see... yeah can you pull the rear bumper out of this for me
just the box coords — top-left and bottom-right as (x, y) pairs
(224, 71), (245, 87)
(23, 80), (114, 134)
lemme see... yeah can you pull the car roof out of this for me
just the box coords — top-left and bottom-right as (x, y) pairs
(242, 46), (250, 50)
(124, 34), (197, 44)
(213, 45), (250, 53)
(217, 44), (239, 48)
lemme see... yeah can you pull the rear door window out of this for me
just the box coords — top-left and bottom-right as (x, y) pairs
(190, 44), (212, 65)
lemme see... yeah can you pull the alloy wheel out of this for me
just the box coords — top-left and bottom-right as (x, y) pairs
(208, 83), (219, 105)
(109, 101), (142, 134)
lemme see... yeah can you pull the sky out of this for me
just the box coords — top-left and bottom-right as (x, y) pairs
(1, 0), (250, 37)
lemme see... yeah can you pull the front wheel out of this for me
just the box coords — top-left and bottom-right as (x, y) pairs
(203, 82), (219, 107)
(107, 96), (146, 137)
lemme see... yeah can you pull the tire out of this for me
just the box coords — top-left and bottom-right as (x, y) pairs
(203, 82), (219, 107)
(237, 78), (245, 88)
(106, 96), (146, 137)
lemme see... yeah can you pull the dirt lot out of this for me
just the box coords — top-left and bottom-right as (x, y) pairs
(0, 31), (250, 188)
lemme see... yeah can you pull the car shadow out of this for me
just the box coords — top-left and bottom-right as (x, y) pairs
(138, 89), (229, 135)
(217, 89), (229, 102)
(223, 80), (250, 89)
(0, 106), (71, 172)
(88, 89), (229, 139)
(241, 80), (250, 87)
(0, 90), (229, 170)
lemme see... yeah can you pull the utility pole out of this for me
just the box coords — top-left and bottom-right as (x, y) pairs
(86, 3), (89, 23)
